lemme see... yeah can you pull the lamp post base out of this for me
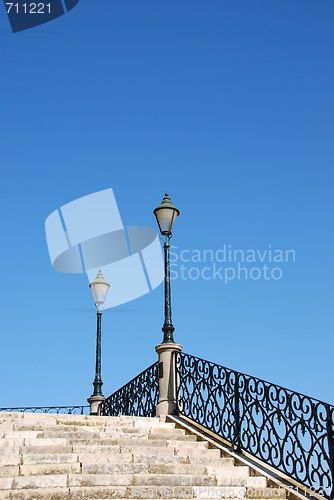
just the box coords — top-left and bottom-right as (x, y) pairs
(155, 342), (182, 419)
(87, 395), (105, 416)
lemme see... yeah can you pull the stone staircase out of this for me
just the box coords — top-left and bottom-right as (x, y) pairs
(0, 412), (287, 499)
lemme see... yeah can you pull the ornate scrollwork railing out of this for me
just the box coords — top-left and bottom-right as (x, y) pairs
(0, 406), (89, 414)
(100, 361), (159, 417)
(176, 352), (334, 499)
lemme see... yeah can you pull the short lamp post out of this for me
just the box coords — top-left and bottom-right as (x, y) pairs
(154, 192), (180, 344)
(87, 269), (110, 415)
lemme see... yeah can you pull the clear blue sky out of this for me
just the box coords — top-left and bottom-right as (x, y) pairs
(0, 0), (333, 408)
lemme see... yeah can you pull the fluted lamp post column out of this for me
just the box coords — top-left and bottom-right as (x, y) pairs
(87, 269), (110, 416)
(154, 192), (182, 418)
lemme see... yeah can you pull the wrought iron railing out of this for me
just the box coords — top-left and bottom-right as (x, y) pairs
(100, 361), (159, 417)
(176, 352), (334, 499)
(0, 406), (89, 414)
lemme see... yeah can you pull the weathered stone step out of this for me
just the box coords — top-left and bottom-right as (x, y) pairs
(147, 463), (241, 476)
(206, 465), (250, 478)
(133, 455), (232, 466)
(0, 449), (20, 457)
(132, 473), (244, 487)
(36, 429), (189, 440)
(0, 474), (68, 491)
(72, 444), (121, 455)
(20, 445), (73, 455)
(121, 444), (216, 457)
(0, 486), (288, 500)
(4, 488), (67, 499)
(66, 437), (199, 447)
(0, 463), (81, 477)
(21, 453), (79, 465)
(3, 433), (41, 440)
(81, 463), (149, 474)
(1, 439), (67, 448)
(0, 458), (20, 467)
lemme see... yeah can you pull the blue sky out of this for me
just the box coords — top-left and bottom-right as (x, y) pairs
(0, 0), (333, 408)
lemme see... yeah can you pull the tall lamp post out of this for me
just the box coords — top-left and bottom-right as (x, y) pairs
(87, 269), (110, 415)
(154, 192), (180, 344)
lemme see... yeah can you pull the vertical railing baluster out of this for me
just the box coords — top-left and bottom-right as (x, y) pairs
(233, 372), (241, 452)
(326, 404), (334, 500)
(174, 350), (180, 415)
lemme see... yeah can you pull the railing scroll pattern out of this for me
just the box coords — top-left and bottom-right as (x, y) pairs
(100, 362), (159, 417)
(176, 352), (334, 499)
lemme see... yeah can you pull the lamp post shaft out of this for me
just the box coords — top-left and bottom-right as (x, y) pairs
(162, 236), (175, 343)
(93, 310), (103, 396)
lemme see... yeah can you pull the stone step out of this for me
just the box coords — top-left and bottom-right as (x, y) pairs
(133, 455), (232, 466)
(130, 485), (246, 498)
(72, 444), (121, 455)
(76, 451), (133, 464)
(0, 439), (67, 449)
(246, 477), (267, 488)
(148, 463), (241, 476)
(132, 473), (248, 487)
(21, 453), (79, 465)
(81, 463), (149, 474)
(3, 487), (68, 499)
(41, 431), (102, 440)
(0, 473), (271, 490)
(119, 445), (217, 458)
(23, 438), (67, 447)
(0, 463), (81, 478)
(38, 429), (188, 440)
(0, 467), (18, 479)
(19, 463), (81, 476)
(3, 432), (42, 440)
(20, 445), (73, 455)
(2, 487), (285, 500)
(66, 437), (201, 448)
(0, 440), (24, 448)
(0, 424), (14, 432)
(0, 458), (20, 467)
(0, 448), (20, 457)
(0, 474), (68, 490)
(76, 452), (231, 466)
(207, 465), (250, 478)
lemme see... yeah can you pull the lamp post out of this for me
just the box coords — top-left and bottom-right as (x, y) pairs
(88, 269), (110, 415)
(154, 192), (180, 344)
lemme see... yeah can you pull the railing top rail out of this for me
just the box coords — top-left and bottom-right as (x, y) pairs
(181, 351), (333, 408)
(0, 406), (89, 413)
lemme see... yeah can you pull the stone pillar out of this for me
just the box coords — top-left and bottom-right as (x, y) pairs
(155, 343), (182, 418)
(87, 395), (105, 416)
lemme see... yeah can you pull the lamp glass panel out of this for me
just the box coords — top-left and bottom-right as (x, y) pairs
(91, 282), (110, 305)
(155, 208), (176, 234)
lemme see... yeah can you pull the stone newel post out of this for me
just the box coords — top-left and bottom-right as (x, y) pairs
(155, 343), (182, 418)
(87, 395), (105, 416)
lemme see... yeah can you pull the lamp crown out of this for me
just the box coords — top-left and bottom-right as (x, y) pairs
(154, 191), (180, 214)
(89, 269), (109, 288)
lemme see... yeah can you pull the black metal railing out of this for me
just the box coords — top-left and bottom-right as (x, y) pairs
(0, 406), (89, 414)
(176, 352), (334, 499)
(100, 361), (159, 417)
